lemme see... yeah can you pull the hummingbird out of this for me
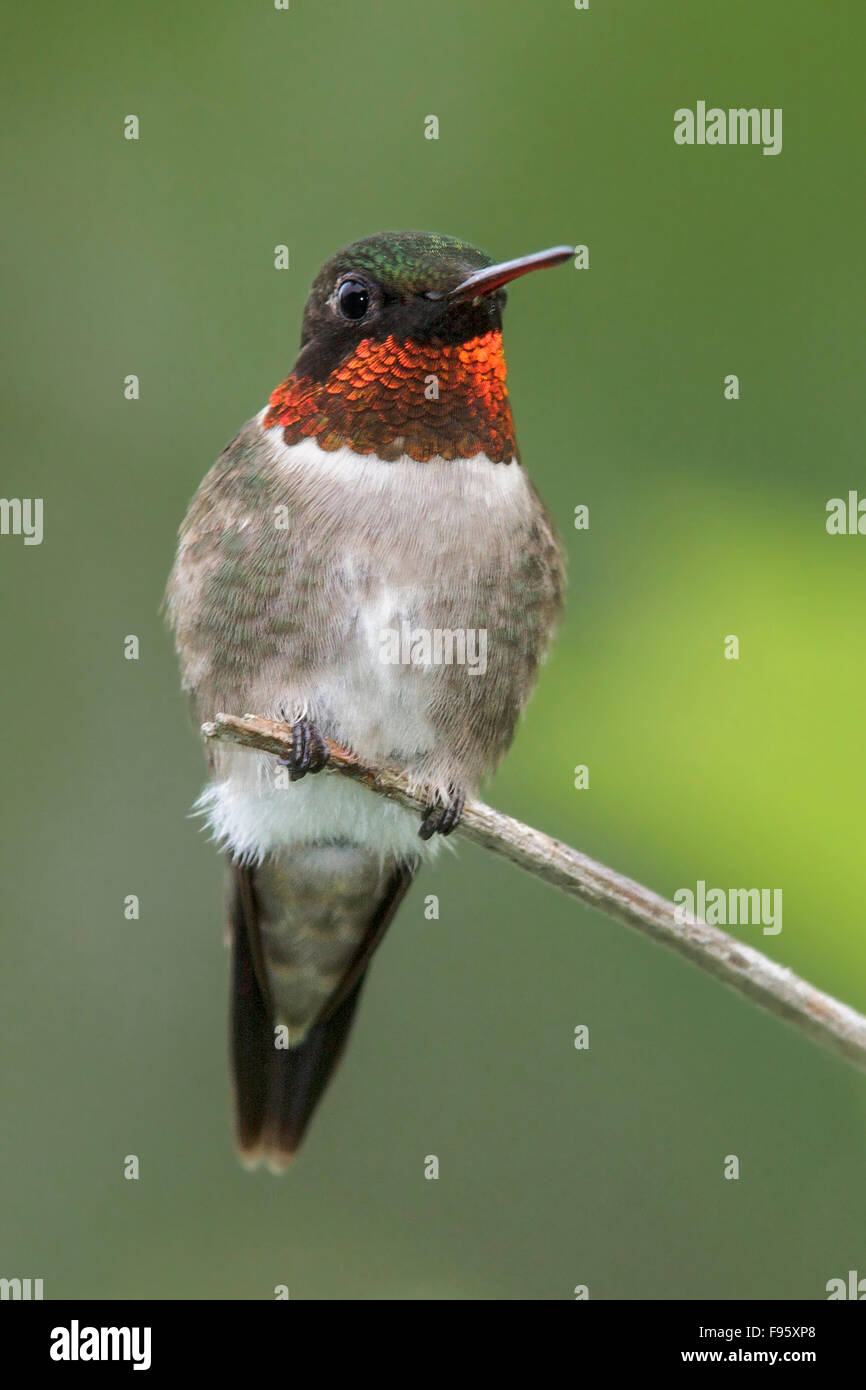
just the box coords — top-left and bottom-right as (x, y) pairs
(166, 232), (568, 1171)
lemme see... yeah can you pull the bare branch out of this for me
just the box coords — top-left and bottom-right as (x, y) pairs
(203, 712), (866, 1073)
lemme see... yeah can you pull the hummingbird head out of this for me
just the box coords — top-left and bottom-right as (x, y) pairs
(264, 231), (573, 464)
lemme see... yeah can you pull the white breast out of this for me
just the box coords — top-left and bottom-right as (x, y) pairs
(197, 425), (534, 865)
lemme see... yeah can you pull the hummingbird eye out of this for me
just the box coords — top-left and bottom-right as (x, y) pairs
(336, 279), (370, 321)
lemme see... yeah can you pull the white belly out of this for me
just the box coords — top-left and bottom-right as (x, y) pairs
(196, 754), (434, 866)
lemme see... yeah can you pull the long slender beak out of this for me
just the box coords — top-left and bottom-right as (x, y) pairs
(448, 244), (574, 301)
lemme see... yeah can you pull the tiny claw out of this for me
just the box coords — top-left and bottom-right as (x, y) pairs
(419, 789), (465, 840)
(277, 714), (330, 781)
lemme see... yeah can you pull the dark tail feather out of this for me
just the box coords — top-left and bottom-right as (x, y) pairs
(229, 868), (271, 1160)
(260, 978), (366, 1170)
(229, 861), (414, 1171)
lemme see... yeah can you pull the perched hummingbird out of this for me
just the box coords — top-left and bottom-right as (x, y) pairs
(166, 232), (568, 1171)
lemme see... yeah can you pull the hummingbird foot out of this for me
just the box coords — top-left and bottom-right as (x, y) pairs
(277, 712), (330, 782)
(418, 788), (465, 841)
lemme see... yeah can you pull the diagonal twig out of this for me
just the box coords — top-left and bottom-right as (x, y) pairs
(202, 712), (866, 1073)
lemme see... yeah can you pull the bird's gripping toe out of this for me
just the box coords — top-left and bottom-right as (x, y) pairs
(277, 712), (330, 782)
(418, 788), (465, 840)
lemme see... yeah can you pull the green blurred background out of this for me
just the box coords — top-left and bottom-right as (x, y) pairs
(2, 0), (864, 1299)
